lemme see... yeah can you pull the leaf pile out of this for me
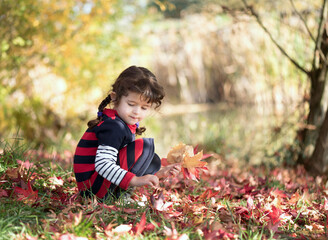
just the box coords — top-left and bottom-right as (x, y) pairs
(1, 146), (328, 239)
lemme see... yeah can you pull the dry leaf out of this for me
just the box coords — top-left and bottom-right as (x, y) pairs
(182, 151), (207, 169)
(167, 143), (194, 164)
(166, 143), (207, 180)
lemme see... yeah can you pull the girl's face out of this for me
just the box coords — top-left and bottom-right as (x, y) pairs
(113, 91), (152, 125)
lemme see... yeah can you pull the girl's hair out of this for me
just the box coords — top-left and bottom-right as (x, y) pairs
(87, 66), (165, 135)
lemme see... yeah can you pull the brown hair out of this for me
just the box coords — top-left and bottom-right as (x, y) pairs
(87, 66), (165, 135)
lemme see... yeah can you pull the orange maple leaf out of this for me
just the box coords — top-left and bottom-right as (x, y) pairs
(167, 143), (194, 164)
(181, 151), (207, 169)
(166, 143), (208, 181)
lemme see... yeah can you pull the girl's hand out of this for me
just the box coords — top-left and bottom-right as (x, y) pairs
(129, 175), (159, 188)
(156, 163), (181, 179)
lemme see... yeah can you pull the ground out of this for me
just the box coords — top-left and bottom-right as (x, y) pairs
(1, 147), (328, 239)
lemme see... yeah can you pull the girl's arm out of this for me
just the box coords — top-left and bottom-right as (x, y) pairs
(95, 144), (135, 189)
(94, 121), (135, 190)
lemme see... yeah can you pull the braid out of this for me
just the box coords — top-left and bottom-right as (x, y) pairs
(87, 95), (112, 128)
(136, 126), (146, 135)
(98, 95), (112, 112)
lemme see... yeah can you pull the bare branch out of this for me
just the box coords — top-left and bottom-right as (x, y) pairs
(289, 0), (315, 42)
(312, 0), (328, 70)
(241, 0), (310, 76)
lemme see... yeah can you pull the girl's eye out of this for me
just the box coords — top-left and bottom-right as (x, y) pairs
(142, 107), (148, 110)
(128, 103), (134, 106)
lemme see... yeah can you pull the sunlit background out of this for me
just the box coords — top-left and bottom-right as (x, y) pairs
(1, 0), (319, 166)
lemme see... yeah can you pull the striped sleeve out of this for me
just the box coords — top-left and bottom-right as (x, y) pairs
(94, 119), (135, 189)
(94, 145), (134, 189)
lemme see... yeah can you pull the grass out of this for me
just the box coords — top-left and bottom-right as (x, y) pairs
(1, 139), (328, 240)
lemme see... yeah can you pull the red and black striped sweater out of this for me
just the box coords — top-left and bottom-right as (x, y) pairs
(73, 108), (138, 198)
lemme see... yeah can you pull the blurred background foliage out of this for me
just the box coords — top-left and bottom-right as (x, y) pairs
(0, 0), (322, 164)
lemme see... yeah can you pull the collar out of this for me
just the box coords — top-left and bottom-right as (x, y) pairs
(102, 108), (137, 134)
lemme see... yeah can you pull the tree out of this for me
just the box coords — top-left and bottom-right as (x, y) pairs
(0, 0), (148, 148)
(238, 0), (328, 175)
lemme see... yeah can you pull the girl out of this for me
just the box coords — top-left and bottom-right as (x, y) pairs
(73, 66), (180, 200)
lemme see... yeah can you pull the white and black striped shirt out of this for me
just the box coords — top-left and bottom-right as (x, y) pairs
(95, 145), (128, 186)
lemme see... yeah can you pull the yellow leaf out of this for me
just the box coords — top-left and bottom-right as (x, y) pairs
(182, 151), (207, 169)
(193, 214), (204, 225)
(167, 143), (194, 164)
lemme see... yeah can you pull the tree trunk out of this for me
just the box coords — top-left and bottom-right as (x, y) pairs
(307, 100), (328, 174)
(300, 20), (328, 174)
(300, 67), (328, 159)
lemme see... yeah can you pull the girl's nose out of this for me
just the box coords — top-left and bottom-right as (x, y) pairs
(132, 106), (140, 114)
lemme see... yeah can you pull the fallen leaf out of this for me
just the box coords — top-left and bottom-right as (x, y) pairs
(150, 191), (173, 212)
(104, 220), (117, 237)
(135, 212), (146, 235)
(193, 214), (204, 225)
(267, 206), (282, 232)
(5, 168), (20, 180)
(20, 233), (38, 240)
(163, 225), (176, 237)
(270, 188), (287, 199)
(113, 224), (132, 234)
(199, 189), (220, 201)
(150, 191), (164, 210)
(14, 181), (38, 203)
(0, 189), (8, 197)
(123, 208), (139, 214)
(235, 206), (251, 219)
(49, 176), (64, 187)
(99, 203), (119, 211)
(17, 159), (34, 170)
(289, 191), (301, 205)
(163, 222), (185, 239)
(247, 196), (254, 210)
(73, 211), (83, 226)
(204, 228), (236, 240)
(58, 233), (88, 240)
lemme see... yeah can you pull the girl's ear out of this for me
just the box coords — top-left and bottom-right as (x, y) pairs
(110, 92), (117, 101)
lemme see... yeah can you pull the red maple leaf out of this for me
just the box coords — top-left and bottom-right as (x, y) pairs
(198, 189), (220, 201)
(132, 212), (159, 235)
(235, 206), (252, 220)
(267, 206), (282, 232)
(161, 157), (169, 166)
(0, 189), (8, 197)
(270, 188), (287, 199)
(14, 181), (38, 202)
(238, 184), (255, 195)
(135, 212), (146, 235)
